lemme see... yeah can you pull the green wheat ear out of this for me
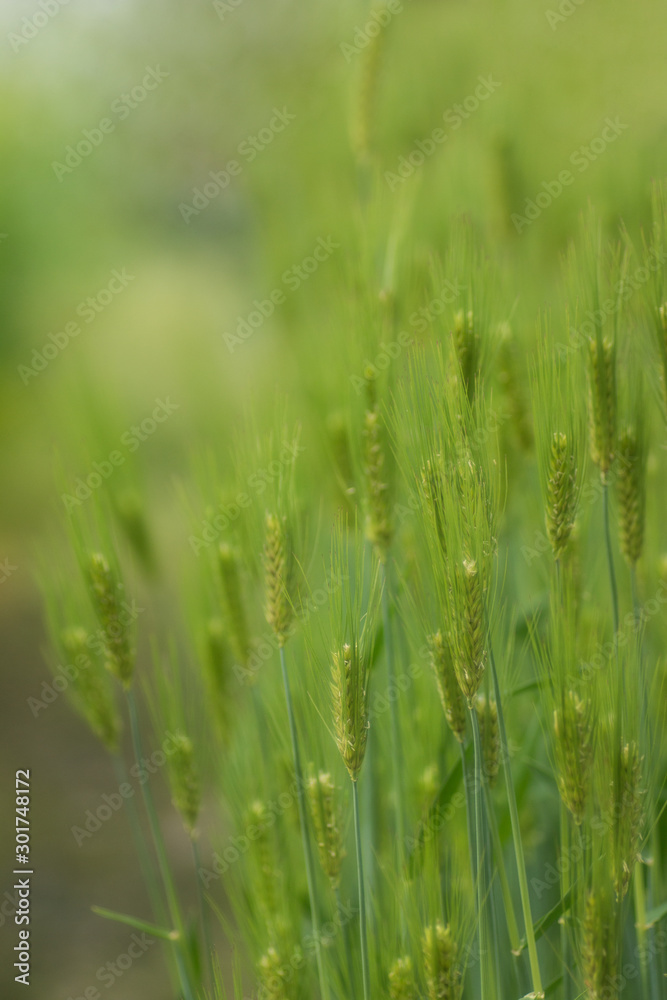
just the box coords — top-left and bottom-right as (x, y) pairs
(168, 732), (201, 836)
(452, 308), (479, 400)
(545, 431), (579, 559)
(87, 552), (135, 687)
(454, 556), (487, 705)
(581, 888), (618, 1000)
(616, 424), (646, 567)
(614, 740), (645, 897)
(258, 946), (291, 1000)
(475, 694), (500, 787)
(218, 542), (251, 665)
(362, 375), (392, 562)
(553, 689), (594, 826)
(422, 921), (463, 1000)
(331, 640), (370, 781)
(61, 626), (120, 752)
(388, 956), (417, 1000)
(263, 513), (294, 648)
(428, 631), (467, 743)
(587, 335), (616, 481)
(306, 768), (345, 890)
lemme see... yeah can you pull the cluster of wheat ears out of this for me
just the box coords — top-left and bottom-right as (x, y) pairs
(44, 195), (667, 1000)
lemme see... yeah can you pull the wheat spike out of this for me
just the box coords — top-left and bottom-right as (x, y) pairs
(306, 769), (345, 889)
(422, 921), (462, 1000)
(428, 631), (467, 742)
(264, 513), (293, 647)
(545, 431), (578, 558)
(87, 552), (134, 687)
(616, 427), (645, 567)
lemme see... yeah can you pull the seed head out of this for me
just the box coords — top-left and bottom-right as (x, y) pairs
(363, 394), (392, 561)
(614, 740), (645, 897)
(331, 640), (370, 781)
(263, 514), (293, 647)
(248, 800), (280, 924)
(61, 626), (120, 752)
(168, 732), (200, 835)
(453, 557), (487, 704)
(421, 456), (447, 555)
(582, 889), (618, 1000)
(553, 689), (594, 825)
(87, 552), (134, 687)
(258, 947), (291, 1000)
(616, 427), (645, 567)
(218, 543), (251, 665)
(587, 336), (616, 481)
(428, 631), (466, 742)
(475, 695), (500, 787)
(452, 308), (478, 400)
(389, 956), (417, 1000)
(422, 921), (462, 1000)
(306, 769), (345, 889)
(545, 431), (579, 559)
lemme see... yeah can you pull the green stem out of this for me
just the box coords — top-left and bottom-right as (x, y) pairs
(460, 741), (477, 889)
(352, 778), (370, 1000)
(279, 646), (329, 1000)
(487, 648), (544, 997)
(126, 690), (196, 1000)
(335, 885), (356, 999)
(484, 782), (521, 955)
(560, 802), (571, 1000)
(470, 706), (490, 1000)
(380, 559), (405, 859)
(602, 481), (620, 639)
(192, 837), (215, 993)
(633, 858), (650, 1000)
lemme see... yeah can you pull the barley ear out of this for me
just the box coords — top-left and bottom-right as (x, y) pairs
(545, 431), (579, 558)
(331, 640), (370, 781)
(553, 689), (593, 826)
(388, 956), (417, 1000)
(587, 335), (616, 481)
(475, 694), (500, 787)
(87, 552), (135, 687)
(422, 921), (462, 1000)
(218, 542), (251, 665)
(428, 631), (467, 742)
(362, 379), (392, 561)
(263, 513), (294, 647)
(61, 626), (120, 752)
(616, 426), (645, 567)
(168, 732), (200, 835)
(306, 768), (345, 890)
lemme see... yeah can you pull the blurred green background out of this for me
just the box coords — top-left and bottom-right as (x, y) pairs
(1, 0), (666, 995)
